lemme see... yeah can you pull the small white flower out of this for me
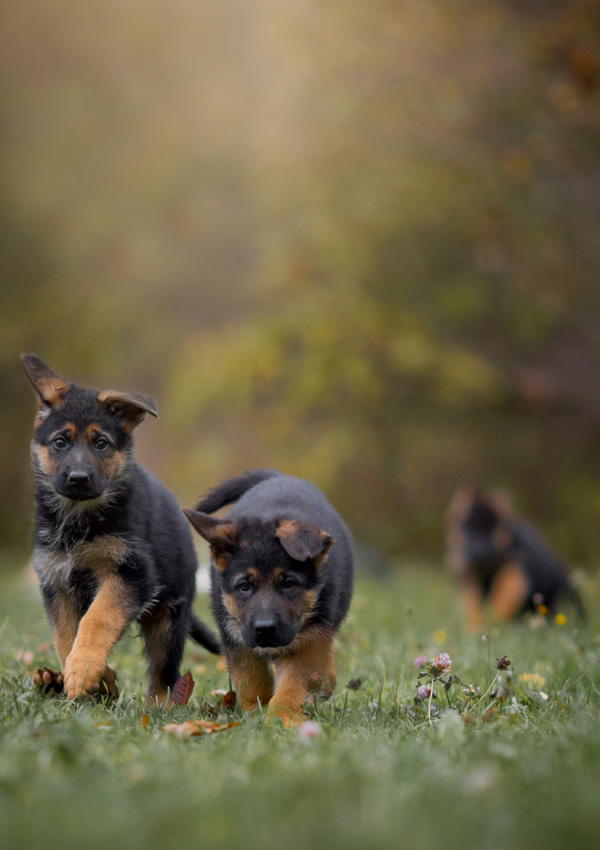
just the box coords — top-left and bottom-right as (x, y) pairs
(297, 721), (322, 739)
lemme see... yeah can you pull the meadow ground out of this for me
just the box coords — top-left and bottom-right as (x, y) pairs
(0, 561), (599, 850)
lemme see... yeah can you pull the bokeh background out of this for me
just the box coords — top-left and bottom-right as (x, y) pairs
(2, 0), (600, 569)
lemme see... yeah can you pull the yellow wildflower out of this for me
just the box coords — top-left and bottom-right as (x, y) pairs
(518, 673), (546, 689)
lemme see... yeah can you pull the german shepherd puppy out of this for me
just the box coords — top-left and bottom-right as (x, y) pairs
(446, 487), (583, 629)
(184, 469), (354, 726)
(21, 355), (219, 702)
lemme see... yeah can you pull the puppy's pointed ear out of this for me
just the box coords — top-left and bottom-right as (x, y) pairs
(21, 354), (71, 407)
(447, 486), (475, 521)
(275, 520), (333, 568)
(184, 510), (237, 572)
(98, 389), (158, 433)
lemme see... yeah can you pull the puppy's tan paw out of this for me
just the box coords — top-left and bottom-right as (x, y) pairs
(63, 658), (103, 701)
(265, 704), (306, 728)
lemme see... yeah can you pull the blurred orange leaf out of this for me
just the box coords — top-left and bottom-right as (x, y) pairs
(140, 714), (149, 730)
(160, 719), (240, 738)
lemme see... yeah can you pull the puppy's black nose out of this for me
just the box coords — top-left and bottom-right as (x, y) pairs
(253, 618), (278, 640)
(68, 471), (90, 485)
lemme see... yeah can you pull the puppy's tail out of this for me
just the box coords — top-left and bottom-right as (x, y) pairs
(195, 468), (282, 514)
(189, 614), (221, 654)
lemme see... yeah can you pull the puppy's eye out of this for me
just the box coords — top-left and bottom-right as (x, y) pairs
(236, 578), (253, 593)
(95, 438), (109, 450)
(281, 576), (297, 589)
(52, 436), (67, 449)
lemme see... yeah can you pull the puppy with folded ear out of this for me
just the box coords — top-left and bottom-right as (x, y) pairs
(185, 469), (354, 726)
(21, 354), (220, 703)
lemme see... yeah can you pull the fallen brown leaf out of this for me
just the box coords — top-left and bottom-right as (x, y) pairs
(222, 690), (237, 710)
(171, 670), (195, 705)
(140, 713), (149, 730)
(160, 719), (240, 737)
(210, 689), (237, 709)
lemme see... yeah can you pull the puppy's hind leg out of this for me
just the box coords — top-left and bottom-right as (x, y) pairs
(140, 603), (188, 705)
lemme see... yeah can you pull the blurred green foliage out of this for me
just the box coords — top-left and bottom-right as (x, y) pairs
(1, 1), (600, 562)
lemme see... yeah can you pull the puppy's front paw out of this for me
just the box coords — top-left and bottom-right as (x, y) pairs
(33, 667), (64, 697)
(265, 703), (306, 728)
(63, 656), (103, 701)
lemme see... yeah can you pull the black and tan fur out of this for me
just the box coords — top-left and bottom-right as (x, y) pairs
(184, 469), (354, 726)
(21, 355), (219, 702)
(446, 487), (583, 630)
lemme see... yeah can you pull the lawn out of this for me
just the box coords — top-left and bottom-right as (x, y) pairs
(0, 562), (599, 850)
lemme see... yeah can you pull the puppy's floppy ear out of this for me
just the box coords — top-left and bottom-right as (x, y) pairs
(183, 510), (237, 572)
(98, 389), (158, 432)
(275, 520), (333, 567)
(21, 354), (71, 407)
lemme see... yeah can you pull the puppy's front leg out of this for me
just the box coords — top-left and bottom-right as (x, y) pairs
(460, 577), (484, 632)
(489, 562), (529, 621)
(227, 645), (274, 712)
(267, 633), (335, 727)
(64, 574), (133, 700)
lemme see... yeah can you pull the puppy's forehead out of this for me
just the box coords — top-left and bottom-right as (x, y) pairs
(235, 531), (289, 567)
(33, 388), (118, 439)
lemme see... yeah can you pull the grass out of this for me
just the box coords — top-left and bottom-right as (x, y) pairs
(1, 562), (599, 850)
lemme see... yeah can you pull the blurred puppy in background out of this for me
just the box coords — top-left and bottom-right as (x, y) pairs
(446, 487), (583, 630)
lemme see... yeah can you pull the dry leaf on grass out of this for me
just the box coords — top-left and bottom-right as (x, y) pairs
(210, 689), (237, 709)
(171, 670), (195, 705)
(160, 719), (240, 738)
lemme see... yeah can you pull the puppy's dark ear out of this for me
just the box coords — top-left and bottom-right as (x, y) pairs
(20, 355), (71, 408)
(275, 520), (333, 567)
(183, 510), (237, 572)
(98, 389), (158, 433)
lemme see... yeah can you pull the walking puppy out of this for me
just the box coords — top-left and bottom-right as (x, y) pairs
(184, 469), (354, 726)
(446, 487), (583, 629)
(21, 355), (219, 702)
